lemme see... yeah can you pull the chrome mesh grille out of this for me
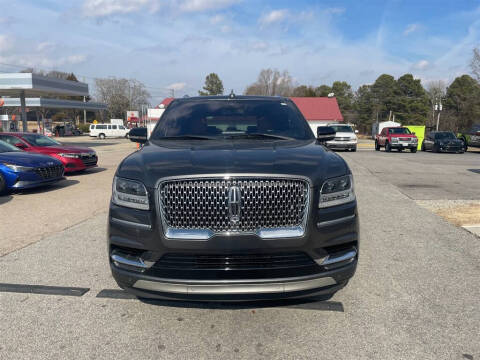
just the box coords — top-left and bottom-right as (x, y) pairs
(159, 177), (309, 233)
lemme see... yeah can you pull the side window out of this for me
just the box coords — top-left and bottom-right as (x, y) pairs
(112, 125), (117, 129)
(0, 135), (23, 146)
(119, 126), (125, 130)
(90, 125), (95, 129)
(108, 125), (112, 130)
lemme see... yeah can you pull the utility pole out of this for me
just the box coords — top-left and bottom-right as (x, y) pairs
(83, 96), (87, 124)
(170, 88), (174, 98)
(435, 98), (443, 131)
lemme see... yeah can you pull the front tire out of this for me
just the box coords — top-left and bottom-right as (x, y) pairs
(0, 174), (6, 195)
(411, 147), (417, 153)
(460, 137), (468, 152)
(385, 141), (391, 152)
(433, 144), (440, 153)
(421, 142), (426, 151)
(99, 133), (106, 140)
(375, 141), (380, 151)
(351, 146), (357, 152)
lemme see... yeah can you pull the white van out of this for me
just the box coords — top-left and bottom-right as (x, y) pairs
(89, 124), (130, 139)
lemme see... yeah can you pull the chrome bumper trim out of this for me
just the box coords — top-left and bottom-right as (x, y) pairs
(133, 277), (337, 295)
(318, 249), (357, 266)
(317, 214), (356, 228)
(111, 254), (150, 269)
(164, 226), (305, 240)
(110, 217), (152, 230)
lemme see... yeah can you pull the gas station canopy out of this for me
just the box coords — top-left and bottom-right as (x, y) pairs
(1, 97), (107, 111)
(0, 73), (105, 131)
(0, 73), (88, 97)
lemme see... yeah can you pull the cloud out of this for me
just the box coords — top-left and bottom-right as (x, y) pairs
(167, 82), (187, 91)
(412, 59), (430, 70)
(36, 42), (55, 51)
(0, 34), (12, 51)
(259, 9), (289, 27)
(209, 14), (224, 24)
(404, 23), (420, 36)
(178, 0), (239, 12)
(82, 0), (158, 17)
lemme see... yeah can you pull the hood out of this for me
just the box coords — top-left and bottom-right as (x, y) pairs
(0, 152), (63, 167)
(117, 139), (350, 188)
(32, 145), (95, 154)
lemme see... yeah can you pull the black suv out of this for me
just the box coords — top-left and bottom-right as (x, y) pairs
(108, 96), (359, 301)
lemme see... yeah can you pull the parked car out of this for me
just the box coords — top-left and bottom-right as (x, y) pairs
(457, 123), (480, 151)
(325, 124), (358, 151)
(108, 95), (359, 301)
(89, 124), (129, 139)
(421, 131), (464, 153)
(0, 133), (97, 173)
(0, 140), (64, 194)
(375, 126), (418, 152)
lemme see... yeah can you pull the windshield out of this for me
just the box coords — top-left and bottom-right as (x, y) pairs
(435, 132), (456, 140)
(150, 99), (314, 141)
(389, 128), (411, 135)
(0, 140), (21, 153)
(22, 134), (61, 147)
(330, 125), (353, 133)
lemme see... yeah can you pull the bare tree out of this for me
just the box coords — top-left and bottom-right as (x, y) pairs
(425, 80), (446, 125)
(94, 78), (151, 119)
(471, 47), (480, 82)
(244, 69), (294, 96)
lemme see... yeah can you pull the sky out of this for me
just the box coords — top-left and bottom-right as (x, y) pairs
(0, 0), (479, 104)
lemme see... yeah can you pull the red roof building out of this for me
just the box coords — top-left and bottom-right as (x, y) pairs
(289, 97), (343, 122)
(157, 97), (174, 108)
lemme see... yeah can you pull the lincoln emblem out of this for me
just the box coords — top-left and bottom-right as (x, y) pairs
(228, 186), (241, 223)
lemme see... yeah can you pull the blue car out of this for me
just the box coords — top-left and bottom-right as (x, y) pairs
(0, 140), (65, 194)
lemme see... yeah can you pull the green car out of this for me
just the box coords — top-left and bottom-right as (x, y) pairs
(457, 123), (480, 150)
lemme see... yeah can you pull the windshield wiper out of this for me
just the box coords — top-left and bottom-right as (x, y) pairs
(225, 133), (294, 140)
(156, 135), (215, 140)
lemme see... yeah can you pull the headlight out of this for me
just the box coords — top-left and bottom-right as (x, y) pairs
(391, 137), (399, 142)
(58, 153), (81, 158)
(112, 177), (149, 210)
(319, 174), (355, 208)
(412, 138), (418, 143)
(2, 163), (33, 172)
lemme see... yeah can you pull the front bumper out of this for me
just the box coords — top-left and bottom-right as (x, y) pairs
(326, 141), (357, 150)
(51, 155), (98, 173)
(439, 144), (463, 152)
(390, 142), (417, 149)
(111, 262), (355, 301)
(11, 176), (65, 189)
(108, 197), (359, 301)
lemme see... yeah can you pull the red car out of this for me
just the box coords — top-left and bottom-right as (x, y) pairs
(0, 132), (97, 173)
(375, 127), (418, 153)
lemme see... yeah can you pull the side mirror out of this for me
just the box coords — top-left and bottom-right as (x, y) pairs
(15, 143), (27, 149)
(412, 132), (416, 135)
(355, 130), (359, 134)
(317, 126), (336, 142)
(128, 127), (148, 144)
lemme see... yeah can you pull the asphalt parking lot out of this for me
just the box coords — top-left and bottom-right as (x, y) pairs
(0, 138), (479, 359)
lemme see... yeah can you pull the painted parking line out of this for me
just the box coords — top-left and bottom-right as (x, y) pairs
(0, 283), (89, 297)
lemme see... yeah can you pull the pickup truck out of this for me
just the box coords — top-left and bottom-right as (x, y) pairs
(375, 126), (418, 153)
(108, 95), (359, 301)
(457, 123), (480, 150)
